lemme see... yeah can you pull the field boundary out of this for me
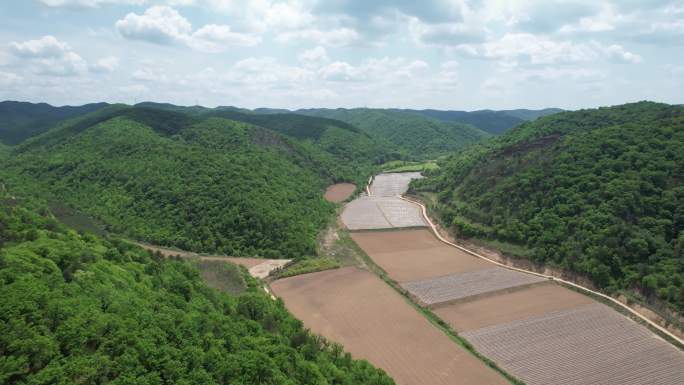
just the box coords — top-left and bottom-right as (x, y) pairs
(399, 195), (684, 348)
(346, 231), (525, 385)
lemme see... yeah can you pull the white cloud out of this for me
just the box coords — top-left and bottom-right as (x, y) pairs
(298, 46), (329, 68)
(91, 56), (120, 72)
(456, 33), (642, 65)
(40, 0), (146, 7)
(115, 6), (192, 44)
(277, 27), (360, 47)
(9, 35), (71, 58)
(115, 6), (261, 52)
(603, 44), (642, 63)
(8, 36), (88, 76)
(190, 24), (261, 52)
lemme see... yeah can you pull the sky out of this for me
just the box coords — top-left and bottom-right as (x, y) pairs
(0, 1), (682, 110)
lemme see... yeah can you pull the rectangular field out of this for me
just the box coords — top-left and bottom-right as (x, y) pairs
(435, 283), (593, 332)
(271, 267), (509, 385)
(401, 267), (547, 307)
(370, 172), (422, 197)
(461, 303), (684, 385)
(341, 196), (426, 230)
(351, 229), (490, 282)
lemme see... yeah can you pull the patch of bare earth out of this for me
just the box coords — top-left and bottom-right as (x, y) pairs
(271, 267), (508, 385)
(324, 183), (356, 202)
(351, 229), (489, 282)
(435, 283), (593, 332)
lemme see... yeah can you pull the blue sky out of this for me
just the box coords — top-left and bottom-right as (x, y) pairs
(0, 1), (682, 110)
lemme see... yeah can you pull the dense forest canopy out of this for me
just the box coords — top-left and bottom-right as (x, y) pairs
(0, 201), (394, 384)
(1, 106), (385, 258)
(390, 108), (562, 135)
(0, 101), (108, 145)
(415, 101), (684, 313)
(296, 108), (490, 159)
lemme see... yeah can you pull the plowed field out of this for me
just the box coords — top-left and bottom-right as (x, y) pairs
(271, 267), (509, 385)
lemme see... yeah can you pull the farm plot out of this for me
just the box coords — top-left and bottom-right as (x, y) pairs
(271, 267), (509, 385)
(370, 172), (422, 197)
(340, 196), (426, 230)
(435, 283), (593, 332)
(461, 303), (684, 385)
(324, 183), (356, 202)
(351, 229), (489, 282)
(401, 267), (547, 307)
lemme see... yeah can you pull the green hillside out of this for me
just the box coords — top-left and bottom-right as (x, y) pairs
(1, 107), (373, 258)
(415, 102), (684, 313)
(0, 101), (108, 145)
(0, 202), (394, 384)
(297, 108), (490, 159)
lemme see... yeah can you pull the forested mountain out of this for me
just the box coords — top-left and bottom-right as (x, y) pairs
(0, 101), (108, 145)
(414, 102), (684, 313)
(0, 201), (393, 384)
(296, 108), (490, 159)
(1, 106), (385, 258)
(395, 108), (563, 135)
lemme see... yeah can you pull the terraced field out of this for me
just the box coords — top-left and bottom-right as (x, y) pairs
(271, 267), (508, 385)
(461, 303), (684, 385)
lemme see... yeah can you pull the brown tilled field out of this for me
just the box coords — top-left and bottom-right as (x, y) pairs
(271, 267), (509, 385)
(435, 283), (593, 332)
(351, 229), (489, 282)
(324, 183), (356, 202)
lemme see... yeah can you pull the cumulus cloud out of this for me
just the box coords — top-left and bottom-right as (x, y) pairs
(299, 46), (329, 68)
(115, 6), (192, 44)
(40, 0), (147, 7)
(8, 35), (88, 76)
(9, 35), (72, 58)
(115, 6), (260, 51)
(91, 56), (120, 72)
(277, 27), (360, 47)
(456, 33), (642, 65)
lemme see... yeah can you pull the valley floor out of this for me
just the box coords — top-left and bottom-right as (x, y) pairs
(273, 172), (684, 385)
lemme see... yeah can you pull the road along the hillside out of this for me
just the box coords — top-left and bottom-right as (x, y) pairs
(400, 195), (684, 346)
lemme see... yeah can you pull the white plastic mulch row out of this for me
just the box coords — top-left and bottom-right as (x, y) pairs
(370, 172), (423, 197)
(341, 195), (427, 230)
(461, 303), (684, 385)
(401, 267), (547, 306)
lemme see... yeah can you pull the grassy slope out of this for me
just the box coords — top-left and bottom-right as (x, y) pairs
(0, 202), (394, 384)
(1, 109), (360, 259)
(415, 101), (684, 314)
(297, 108), (490, 159)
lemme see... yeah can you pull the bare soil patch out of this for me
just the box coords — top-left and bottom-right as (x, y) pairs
(271, 266), (508, 385)
(324, 183), (356, 202)
(435, 283), (593, 332)
(351, 230), (489, 282)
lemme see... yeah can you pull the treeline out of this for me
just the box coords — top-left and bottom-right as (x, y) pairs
(415, 102), (684, 313)
(2, 108), (369, 258)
